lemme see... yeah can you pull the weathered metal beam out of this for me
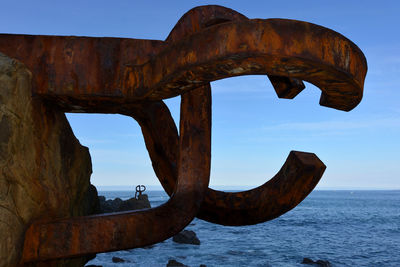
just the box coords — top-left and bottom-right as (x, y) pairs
(21, 85), (211, 262)
(0, 10), (366, 112)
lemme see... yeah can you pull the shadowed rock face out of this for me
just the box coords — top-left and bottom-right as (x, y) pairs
(0, 53), (97, 267)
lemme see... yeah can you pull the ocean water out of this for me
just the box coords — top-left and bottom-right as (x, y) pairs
(86, 190), (400, 266)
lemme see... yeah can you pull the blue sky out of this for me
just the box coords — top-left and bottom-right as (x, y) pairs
(1, 1), (399, 189)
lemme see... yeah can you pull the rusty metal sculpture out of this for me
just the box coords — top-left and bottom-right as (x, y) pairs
(135, 185), (146, 199)
(0, 5), (367, 264)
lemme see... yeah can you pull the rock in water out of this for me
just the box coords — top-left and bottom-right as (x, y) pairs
(315, 260), (331, 267)
(111, 256), (125, 263)
(0, 53), (98, 266)
(98, 197), (123, 213)
(302, 257), (331, 267)
(166, 259), (188, 267)
(173, 230), (201, 245)
(302, 258), (315, 264)
(98, 194), (151, 213)
(118, 194), (151, 211)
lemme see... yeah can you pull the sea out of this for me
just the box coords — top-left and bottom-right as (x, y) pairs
(86, 190), (400, 267)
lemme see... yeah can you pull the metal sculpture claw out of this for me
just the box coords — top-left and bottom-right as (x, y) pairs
(0, 5), (367, 263)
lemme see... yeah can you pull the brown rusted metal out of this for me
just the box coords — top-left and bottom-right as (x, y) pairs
(21, 85), (211, 262)
(0, 4), (367, 263)
(0, 7), (366, 112)
(114, 85), (325, 227)
(134, 100), (326, 225)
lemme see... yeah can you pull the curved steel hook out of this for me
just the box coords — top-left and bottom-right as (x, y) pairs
(131, 91), (325, 226)
(21, 86), (211, 262)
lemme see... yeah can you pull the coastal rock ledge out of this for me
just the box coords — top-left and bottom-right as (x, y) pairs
(0, 53), (98, 266)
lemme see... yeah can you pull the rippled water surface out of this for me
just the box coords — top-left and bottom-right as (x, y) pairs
(87, 190), (400, 266)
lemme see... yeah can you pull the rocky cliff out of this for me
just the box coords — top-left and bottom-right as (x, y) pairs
(0, 53), (98, 266)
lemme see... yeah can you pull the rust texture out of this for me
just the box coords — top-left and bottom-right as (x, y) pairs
(22, 86), (211, 262)
(0, 5), (367, 263)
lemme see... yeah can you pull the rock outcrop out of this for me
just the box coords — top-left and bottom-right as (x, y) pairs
(173, 230), (200, 245)
(166, 259), (188, 267)
(111, 256), (126, 263)
(98, 194), (151, 213)
(0, 53), (98, 266)
(302, 257), (331, 267)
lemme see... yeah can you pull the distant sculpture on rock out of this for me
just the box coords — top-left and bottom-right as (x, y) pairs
(98, 187), (151, 213)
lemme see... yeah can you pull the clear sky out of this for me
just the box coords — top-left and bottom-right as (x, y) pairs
(1, 1), (399, 189)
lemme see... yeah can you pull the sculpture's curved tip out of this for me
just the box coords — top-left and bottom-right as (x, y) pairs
(197, 151), (326, 226)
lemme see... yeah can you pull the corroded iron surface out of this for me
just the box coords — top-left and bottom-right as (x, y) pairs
(22, 86), (211, 262)
(0, 5), (367, 263)
(0, 8), (366, 112)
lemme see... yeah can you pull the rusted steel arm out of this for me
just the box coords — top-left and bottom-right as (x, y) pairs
(198, 152), (325, 225)
(21, 86), (211, 262)
(0, 5), (304, 112)
(140, 18), (367, 111)
(0, 10), (366, 112)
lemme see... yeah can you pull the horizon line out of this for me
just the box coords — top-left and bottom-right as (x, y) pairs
(94, 185), (400, 191)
